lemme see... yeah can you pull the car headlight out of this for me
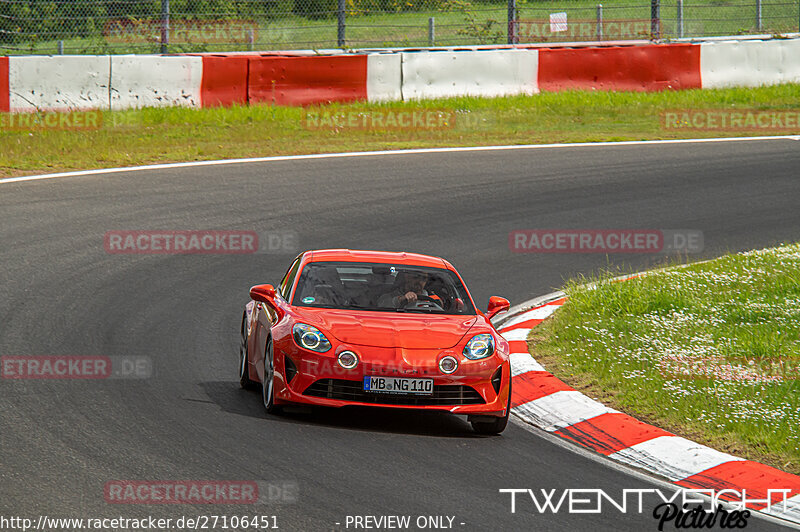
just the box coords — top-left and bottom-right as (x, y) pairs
(292, 323), (332, 353)
(462, 334), (495, 360)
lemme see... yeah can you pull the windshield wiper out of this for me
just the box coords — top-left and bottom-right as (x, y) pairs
(341, 304), (400, 312)
(336, 303), (445, 314)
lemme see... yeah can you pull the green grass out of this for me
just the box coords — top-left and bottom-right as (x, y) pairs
(1, 0), (797, 54)
(529, 244), (800, 474)
(1, 83), (799, 178)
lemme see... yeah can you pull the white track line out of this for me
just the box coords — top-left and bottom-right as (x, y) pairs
(608, 436), (745, 482)
(513, 390), (619, 432)
(2, 135), (799, 185)
(499, 329), (531, 342)
(764, 494), (800, 522)
(509, 351), (546, 376)
(499, 304), (561, 329)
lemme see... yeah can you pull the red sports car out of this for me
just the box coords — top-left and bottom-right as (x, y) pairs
(239, 249), (512, 434)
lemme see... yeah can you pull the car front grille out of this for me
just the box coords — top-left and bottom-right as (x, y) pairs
(303, 379), (485, 406)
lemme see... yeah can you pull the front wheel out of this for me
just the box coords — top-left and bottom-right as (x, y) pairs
(262, 337), (282, 415)
(471, 381), (511, 435)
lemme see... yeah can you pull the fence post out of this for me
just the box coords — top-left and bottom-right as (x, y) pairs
(507, 0), (518, 44)
(650, 0), (660, 40)
(428, 17), (435, 47)
(337, 0), (346, 47)
(160, 0), (169, 54)
(677, 0), (684, 38)
(248, 29), (255, 51)
(596, 4), (603, 40)
(57, 40), (64, 55)
(756, 0), (763, 31)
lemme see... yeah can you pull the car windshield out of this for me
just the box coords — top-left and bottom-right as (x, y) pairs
(291, 261), (476, 315)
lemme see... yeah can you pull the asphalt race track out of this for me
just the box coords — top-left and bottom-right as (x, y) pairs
(2, 138), (799, 531)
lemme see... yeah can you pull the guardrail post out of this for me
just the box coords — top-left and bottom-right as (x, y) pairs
(756, 0), (763, 31)
(596, 4), (603, 40)
(428, 17), (435, 46)
(337, 0), (346, 47)
(677, 0), (684, 38)
(160, 0), (169, 54)
(508, 0), (518, 44)
(650, 0), (661, 40)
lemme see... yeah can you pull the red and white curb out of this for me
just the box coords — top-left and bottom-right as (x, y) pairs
(495, 293), (800, 525)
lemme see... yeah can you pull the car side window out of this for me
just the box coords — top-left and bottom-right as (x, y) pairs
(279, 256), (302, 300)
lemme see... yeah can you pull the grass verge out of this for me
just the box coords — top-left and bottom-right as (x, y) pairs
(1, 83), (799, 178)
(529, 243), (800, 474)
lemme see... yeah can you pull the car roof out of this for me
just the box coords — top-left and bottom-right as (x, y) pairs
(306, 249), (453, 269)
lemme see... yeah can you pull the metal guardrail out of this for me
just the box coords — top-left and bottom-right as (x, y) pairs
(0, 0), (799, 55)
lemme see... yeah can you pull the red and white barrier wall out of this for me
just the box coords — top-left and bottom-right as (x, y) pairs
(0, 39), (799, 112)
(0, 56), (203, 112)
(700, 39), (800, 88)
(538, 43), (701, 91)
(401, 50), (539, 99)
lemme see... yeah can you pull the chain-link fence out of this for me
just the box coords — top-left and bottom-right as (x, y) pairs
(0, 0), (798, 54)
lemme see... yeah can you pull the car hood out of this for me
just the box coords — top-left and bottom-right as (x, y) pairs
(294, 309), (478, 349)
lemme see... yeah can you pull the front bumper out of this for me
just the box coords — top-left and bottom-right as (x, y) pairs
(273, 341), (510, 416)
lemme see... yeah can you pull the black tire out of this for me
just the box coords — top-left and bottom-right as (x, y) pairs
(471, 380), (511, 435)
(262, 336), (282, 415)
(239, 312), (256, 389)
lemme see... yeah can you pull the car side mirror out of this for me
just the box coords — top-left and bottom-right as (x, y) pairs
(486, 296), (510, 320)
(250, 284), (277, 303)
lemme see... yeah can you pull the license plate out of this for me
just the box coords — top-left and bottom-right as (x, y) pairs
(363, 376), (433, 395)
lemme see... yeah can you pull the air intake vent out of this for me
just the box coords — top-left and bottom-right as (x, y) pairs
(285, 356), (298, 383)
(303, 379), (485, 406)
(491, 366), (503, 394)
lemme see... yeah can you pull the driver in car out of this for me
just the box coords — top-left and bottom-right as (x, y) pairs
(378, 271), (438, 309)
